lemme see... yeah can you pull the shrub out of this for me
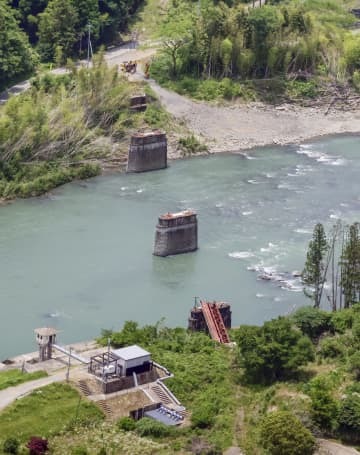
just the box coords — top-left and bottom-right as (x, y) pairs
(338, 394), (360, 443)
(348, 351), (360, 380)
(352, 70), (360, 91)
(293, 306), (333, 341)
(26, 437), (48, 455)
(3, 437), (20, 454)
(286, 80), (318, 99)
(260, 411), (316, 455)
(135, 417), (172, 438)
(352, 318), (360, 340)
(117, 416), (136, 431)
(318, 337), (345, 360)
(331, 309), (354, 333)
(144, 104), (170, 128)
(75, 163), (101, 180)
(235, 317), (314, 384)
(310, 387), (339, 432)
(178, 135), (208, 156)
(191, 403), (216, 428)
(71, 447), (88, 455)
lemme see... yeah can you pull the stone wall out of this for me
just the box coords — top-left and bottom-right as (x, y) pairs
(102, 369), (159, 394)
(154, 214), (198, 257)
(127, 131), (167, 173)
(129, 95), (147, 112)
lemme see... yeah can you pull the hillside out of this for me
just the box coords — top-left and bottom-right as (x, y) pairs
(0, 305), (359, 454)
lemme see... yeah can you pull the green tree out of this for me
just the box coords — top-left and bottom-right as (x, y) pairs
(302, 223), (328, 308)
(348, 351), (360, 380)
(341, 223), (360, 308)
(0, 0), (36, 89)
(38, 0), (78, 62)
(3, 437), (19, 454)
(292, 306), (333, 341)
(235, 317), (314, 384)
(160, 1), (193, 77)
(308, 378), (339, 432)
(98, 0), (140, 44)
(73, 0), (100, 54)
(246, 6), (282, 76)
(10, 0), (49, 44)
(338, 394), (360, 442)
(260, 411), (316, 455)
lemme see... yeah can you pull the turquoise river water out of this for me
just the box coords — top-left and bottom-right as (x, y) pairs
(0, 136), (359, 359)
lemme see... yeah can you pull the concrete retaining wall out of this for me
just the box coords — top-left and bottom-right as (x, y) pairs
(127, 131), (167, 173)
(102, 369), (159, 394)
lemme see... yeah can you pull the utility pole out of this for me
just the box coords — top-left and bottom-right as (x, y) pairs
(66, 347), (72, 382)
(87, 23), (93, 67)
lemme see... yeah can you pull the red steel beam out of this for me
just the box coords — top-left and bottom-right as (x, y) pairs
(201, 301), (230, 344)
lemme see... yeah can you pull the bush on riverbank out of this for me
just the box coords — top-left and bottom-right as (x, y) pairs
(0, 55), (172, 200)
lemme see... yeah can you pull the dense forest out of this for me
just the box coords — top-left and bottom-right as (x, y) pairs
(0, 0), (142, 89)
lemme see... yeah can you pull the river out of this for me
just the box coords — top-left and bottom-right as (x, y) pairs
(0, 135), (359, 359)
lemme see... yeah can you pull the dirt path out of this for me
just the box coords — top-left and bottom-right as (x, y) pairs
(0, 372), (66, 411)
(2, 43), (360, 154)
(316, 439), (360, 455)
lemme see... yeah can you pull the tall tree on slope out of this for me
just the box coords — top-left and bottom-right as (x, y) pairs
(38, 0), (78, 62)
(302, 223), (328, 308)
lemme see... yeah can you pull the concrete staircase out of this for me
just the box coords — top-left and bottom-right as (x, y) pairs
(97, 400), (112, 417)
(150, 384), (173, 405)
(77, 380), (92, 396)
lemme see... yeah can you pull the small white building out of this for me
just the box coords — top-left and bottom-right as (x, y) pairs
(112, 345), (151, 376)
(89, 344), (152, 378)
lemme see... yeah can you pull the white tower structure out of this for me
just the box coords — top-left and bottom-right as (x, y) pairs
(34, 328), (58, 361)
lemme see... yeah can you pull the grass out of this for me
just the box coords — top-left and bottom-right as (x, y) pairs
(50, 422), (169, 455)
(0, 369), (47, 391)
(0, 383), (104, 447)
(98, 326), (240, 452)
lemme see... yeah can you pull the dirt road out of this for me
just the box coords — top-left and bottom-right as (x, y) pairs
(316, 439), (360, 455)
(2, 43), (360, 153)
(0, 372), (66, 412)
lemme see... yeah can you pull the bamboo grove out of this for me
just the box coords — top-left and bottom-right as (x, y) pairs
(156, 0), (360, 83)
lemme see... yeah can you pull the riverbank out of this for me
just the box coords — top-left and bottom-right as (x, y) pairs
(148, 78), (360, 156)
